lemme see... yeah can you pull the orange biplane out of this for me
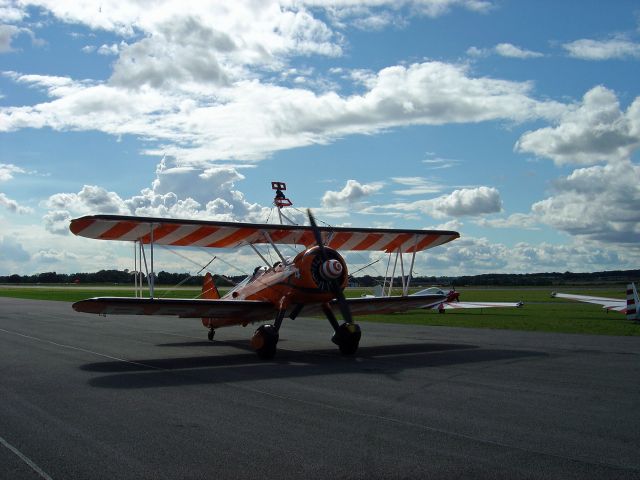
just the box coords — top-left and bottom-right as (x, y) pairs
(70, 190), (460, 359)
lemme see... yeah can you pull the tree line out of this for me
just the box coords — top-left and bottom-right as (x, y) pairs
(1, 269), (638, 286)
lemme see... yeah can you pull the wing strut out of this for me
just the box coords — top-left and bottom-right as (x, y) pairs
(404, 236), (418, 296)
(149, 223), (155, 298)
(262, 231), (287, 265)
(246, 241), (272, 267)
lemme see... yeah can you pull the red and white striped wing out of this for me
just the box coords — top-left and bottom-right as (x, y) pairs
(70, 215), (459, 253)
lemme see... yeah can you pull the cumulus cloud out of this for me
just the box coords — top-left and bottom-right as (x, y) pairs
(365, 186), (502, 219)
(563, 37), (640, 60)
(531, 161), (640, 244)
(0, 192), (32, 214)
(1, 55), (565, 165)
(416, 235), (629, 275)
(43, 160), (272, 234)
(428, 186), (502, 217)
(322, 179), (383, 207)
(516, 86), (640, 166)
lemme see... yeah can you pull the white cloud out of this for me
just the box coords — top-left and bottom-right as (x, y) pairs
(0, 24), (19, 52)
(467, 43), (543, 59)
(494, 43), (543, 59)
(366, 186), (503, 219)
(1, 54), (565, 165)
(416, 235), (631, 275)
(391, 176), (442, 195)
(428, 186), (502, 217)
(322, 179), (384, 207)
(516, 86), (640, 166)
(0, 163), (25, 181)
(531, 160), (640, 244)
(0, 192), (32, 214)
(42, 160), (273, 234)
(475, 212), (539, 230)
(563, 37), (640, 60)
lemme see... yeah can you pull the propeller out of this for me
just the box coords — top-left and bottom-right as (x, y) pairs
(307, 209), (353, 324)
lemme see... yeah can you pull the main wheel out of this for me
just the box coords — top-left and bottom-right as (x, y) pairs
(332, 322), (361, 355)
(251, 324), (279, 360)
(207, 329), (215, 341)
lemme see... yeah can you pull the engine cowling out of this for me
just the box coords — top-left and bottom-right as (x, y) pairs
(292, 246), (348, 294)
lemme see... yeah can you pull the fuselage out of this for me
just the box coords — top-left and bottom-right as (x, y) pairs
(224, 246), (348, 310)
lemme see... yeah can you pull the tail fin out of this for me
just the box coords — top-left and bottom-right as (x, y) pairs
(627, 283), (639, 321)
(202, 272), (220, 300)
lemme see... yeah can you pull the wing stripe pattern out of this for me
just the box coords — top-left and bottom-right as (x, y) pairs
(70, 215), (459, 253)
(171, 226), (218, 246)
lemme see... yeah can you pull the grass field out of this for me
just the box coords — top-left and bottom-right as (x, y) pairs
(1, 284), (639, 336)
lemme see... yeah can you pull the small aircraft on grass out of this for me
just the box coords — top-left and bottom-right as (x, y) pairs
(412, 287), (523, 313)
(69, 183), (523, 359)
(551, 283), (639, 321)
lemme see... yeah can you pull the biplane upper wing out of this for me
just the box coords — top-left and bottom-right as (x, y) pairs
(551, 292), (626, 312)
(70, 214), (459, 253)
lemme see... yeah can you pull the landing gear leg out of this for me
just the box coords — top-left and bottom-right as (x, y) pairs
(322, 304), (361, 355)
(251, 309), (286, 360)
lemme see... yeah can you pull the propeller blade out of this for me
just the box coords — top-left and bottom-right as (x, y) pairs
(307, 208), (353, 324)
(307, 209), (326, 259)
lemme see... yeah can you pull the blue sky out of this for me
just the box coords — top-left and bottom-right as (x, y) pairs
(1, 0), (639, 277)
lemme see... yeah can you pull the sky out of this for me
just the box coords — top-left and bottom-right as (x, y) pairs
(0, 0), (639, 278)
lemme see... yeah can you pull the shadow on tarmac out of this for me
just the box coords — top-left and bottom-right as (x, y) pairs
(81, 341), (546, 389)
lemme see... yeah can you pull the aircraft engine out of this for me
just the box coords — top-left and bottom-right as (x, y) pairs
(297, 246), (348, 293)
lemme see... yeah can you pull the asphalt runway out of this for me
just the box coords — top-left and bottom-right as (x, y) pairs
(2, 297), (640, 479)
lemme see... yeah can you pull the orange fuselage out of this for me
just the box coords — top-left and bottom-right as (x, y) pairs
(226, 246), (347, 310)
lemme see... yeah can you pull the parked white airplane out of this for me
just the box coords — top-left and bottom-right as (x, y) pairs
(551, 283), (639, 321)
(413, 287), (523, 313)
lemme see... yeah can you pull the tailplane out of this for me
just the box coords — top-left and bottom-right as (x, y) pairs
(627, 283), (639, 321)
(202, 272), (220, 300)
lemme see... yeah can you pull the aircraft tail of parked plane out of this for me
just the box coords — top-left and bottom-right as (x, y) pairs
(552, 282), (639, 321)
(626, 283), (639, 321)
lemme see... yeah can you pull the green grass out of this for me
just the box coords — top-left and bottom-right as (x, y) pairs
(1, 284), (638, 336)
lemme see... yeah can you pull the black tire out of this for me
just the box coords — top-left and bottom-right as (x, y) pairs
(253, 325), (279, 360)
(207, 329), (215, 341)
(333, 322), (361, 355)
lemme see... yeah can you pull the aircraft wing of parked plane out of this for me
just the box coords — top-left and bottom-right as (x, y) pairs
(551, 283), (639, 321)
(411, 287), (523, 312)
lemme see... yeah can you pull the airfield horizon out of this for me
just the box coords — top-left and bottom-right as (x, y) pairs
(1, 284), (638, 337)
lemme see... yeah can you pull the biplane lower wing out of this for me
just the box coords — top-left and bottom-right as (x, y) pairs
(73, 293), (447, 325)
(73, 297), (277, 327)
(336, 293), (447, 315)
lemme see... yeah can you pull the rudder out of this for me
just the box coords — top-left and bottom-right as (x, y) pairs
(626, 283), (639, 321)
(202, 272), (220, 300)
